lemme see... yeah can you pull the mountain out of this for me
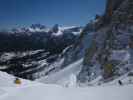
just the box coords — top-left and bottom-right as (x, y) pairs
(36, 0), (133, 86)
(0, 25), (82, 80)
(10, 24), (49, 33)
(0, 1), (133, 100)
(1, 0), (133, 87)
(77, 0), (133, 84)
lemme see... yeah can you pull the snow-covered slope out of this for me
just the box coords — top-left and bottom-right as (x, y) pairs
(0, 71), (133, 100)
(37, 59), (83, 86)
(5, 24), (82, 36)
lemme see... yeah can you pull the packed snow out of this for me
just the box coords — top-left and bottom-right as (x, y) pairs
(37, 59), (83, 86)
(0, 71), (133, 100)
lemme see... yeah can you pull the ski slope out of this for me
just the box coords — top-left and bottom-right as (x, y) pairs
(1, 81), (133, 100)
(37, 59), (83, 86)
(0, 71), (133, 100)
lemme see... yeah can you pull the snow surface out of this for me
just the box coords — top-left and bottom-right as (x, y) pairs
(0, 53), (16, 62)
(52, 26), (81, 36)
(37, 59), (83, 86)
(59, 26), (78, 30)
(0, 71), (133, 100)
(28, 27), (50, 32)
(52, 29), (63, 36)
(0, 50), (45, 62)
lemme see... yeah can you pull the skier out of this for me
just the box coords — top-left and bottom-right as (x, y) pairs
(14, 78), (22, 85)
(118, 80), (123, 85)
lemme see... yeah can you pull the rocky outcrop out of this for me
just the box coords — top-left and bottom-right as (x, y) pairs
(77, 0), (133, 84)
(105, 0), (125, 17)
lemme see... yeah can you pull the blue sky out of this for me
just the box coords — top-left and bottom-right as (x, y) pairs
(0, 0), (106, 29)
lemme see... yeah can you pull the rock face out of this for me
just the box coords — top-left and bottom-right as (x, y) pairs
(77, 0), (133, 84)
(100, 0), (126, 25)
(105, 0), (125, 16)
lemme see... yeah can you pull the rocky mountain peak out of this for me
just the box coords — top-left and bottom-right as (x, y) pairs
(51, 24), (59, 33)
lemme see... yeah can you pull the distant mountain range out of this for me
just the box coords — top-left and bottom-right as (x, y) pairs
(2, 24), (82, 35)
(0, 24), (82, 52)
(0, 24), (82, 79)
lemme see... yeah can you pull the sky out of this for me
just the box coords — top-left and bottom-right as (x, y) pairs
(0, 0), (106, 29)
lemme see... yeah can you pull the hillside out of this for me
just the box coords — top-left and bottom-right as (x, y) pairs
(0, 71), (133, 100)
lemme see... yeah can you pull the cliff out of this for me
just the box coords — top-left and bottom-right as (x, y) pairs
(77, 0), (133, 84)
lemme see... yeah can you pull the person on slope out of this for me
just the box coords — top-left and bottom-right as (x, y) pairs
(118, 80), (123, 85)
(14, 78), (22, 85)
